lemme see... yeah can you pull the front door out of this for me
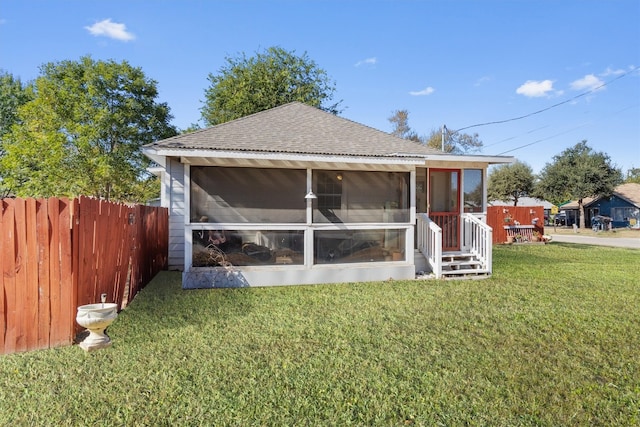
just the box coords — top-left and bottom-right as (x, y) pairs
(429, 169), (460, 251)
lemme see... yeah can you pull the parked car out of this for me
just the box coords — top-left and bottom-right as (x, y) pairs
(554, 212), (567, 226)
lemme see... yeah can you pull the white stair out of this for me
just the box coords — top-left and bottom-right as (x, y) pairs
(440, 252), (490, 279)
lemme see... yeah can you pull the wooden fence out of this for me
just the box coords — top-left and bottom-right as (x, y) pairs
(1, 196), (168, 355)
(487, 205), (545, 244)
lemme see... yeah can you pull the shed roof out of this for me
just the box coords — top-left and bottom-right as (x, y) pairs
(489, 197), (555, 209)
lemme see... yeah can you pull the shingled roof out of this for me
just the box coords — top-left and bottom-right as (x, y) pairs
(563, 183), (640, 209)
(147, 102), (444, 158)
(613, 183), (640, 207)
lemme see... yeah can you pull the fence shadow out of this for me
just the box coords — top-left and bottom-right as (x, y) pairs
(1, 196), (168, 355)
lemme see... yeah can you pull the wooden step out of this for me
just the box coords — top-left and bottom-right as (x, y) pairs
(440, 252), (490, 279)
(442, 270), (491, 280)
(441, 260), (482, 269)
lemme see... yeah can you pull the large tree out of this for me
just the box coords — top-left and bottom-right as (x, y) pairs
(487, 161), (536, 206)
(0, 71), (33, 196)
(202, 46), (341, 126)
(0, 56), (177, 202)
(388, 109), (482, 154)
(536, 141), (622, 228)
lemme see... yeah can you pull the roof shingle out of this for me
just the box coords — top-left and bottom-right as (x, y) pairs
(148, 102), (444, 158)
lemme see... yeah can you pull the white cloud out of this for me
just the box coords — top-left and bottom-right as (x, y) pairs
(515, 80), (555, 97)
(355, 57), (377, 67)
(601, 67), (626, 77)
(409, 87), (435, 96)
(570, 74), (604, 92)
(474, 76), (492, 86)
(85, 19), (135, 41)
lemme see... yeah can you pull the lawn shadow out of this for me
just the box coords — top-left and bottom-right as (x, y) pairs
(549, 242), (599, 251)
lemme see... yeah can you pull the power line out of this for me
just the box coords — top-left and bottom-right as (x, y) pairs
(493, 103), (639, 155)
(495, 123), (591, 155)
(453, 65), (639, 134)
(482, 125), (551, 149)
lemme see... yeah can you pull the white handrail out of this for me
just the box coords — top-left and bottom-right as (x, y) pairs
(462, 213), (493, 275)
(417, 213), (442, 279)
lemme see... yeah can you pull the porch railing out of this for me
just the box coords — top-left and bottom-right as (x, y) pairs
(416, 213), (442, 278)
(417, 213), (492, 279)
(461, 213), (493, 275)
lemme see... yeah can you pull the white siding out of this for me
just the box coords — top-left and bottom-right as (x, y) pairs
(167, 158), (185, 270)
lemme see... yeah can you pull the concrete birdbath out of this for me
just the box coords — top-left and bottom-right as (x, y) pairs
(76, 294), (118, 352)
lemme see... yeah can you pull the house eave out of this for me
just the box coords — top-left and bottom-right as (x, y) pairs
(143, 147), (516, 169)
(142, 147), (427, 166)
(422, 154), (516, 165)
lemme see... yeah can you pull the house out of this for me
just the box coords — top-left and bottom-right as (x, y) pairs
(142, 102), (514, 288)
(584, 183), (640, 228)
(558, 199), (587, 227)
(558, 183), (640, 229)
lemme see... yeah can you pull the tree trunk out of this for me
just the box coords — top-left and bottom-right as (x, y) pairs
(578, 198), (585, 229)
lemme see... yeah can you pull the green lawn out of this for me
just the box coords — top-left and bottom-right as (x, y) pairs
(1, 243), (638, 426)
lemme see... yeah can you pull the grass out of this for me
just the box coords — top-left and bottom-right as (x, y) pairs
(1, 243), (639, 426)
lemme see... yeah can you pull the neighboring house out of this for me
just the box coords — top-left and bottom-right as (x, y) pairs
(584, 183), (640, 228)
(556, 199), (583, 227)
(559, 183), (640, 229)
(143, 102), (514, 288)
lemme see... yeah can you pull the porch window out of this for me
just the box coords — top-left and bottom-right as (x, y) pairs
(314, 229), (406, 264)
(190, 166), (306, 223)
(463, 169), (483, 213)
(313, 171), (409, 223)
(192, 229), (304, 267)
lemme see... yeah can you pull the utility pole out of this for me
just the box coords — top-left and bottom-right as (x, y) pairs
(441, 125), (446, 151)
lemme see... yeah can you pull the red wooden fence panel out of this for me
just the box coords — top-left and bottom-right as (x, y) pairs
(35, 199), (51, 349)
(14, 199), (28, 353)
(487, 205), (545, 244)
(1, 197), (168, 354)
(0, 200), (5, 353)
(48, 197), (74, 348)
(1, 199), (17, 354)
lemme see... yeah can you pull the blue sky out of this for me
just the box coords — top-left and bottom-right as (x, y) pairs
(1, 0), (639, 174)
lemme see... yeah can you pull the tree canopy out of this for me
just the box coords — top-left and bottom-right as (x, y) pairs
(536, 140), (622, 228)
(388, 109), (482, 154)
(487, 161), (536, 206)
(0, 71), (34, 196)
(201, 46), (341, 126)
(624, 167), (640, 184)
(0, 71), (33, 140)
(0, 56), (177, 202)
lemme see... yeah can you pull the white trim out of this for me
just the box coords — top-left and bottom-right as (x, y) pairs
(423, 153), (515, 164)
(410, 169), (416, 225)
(184, 164), (192, 272)
(305, 168), (315, 266)
(143, 147), (426, 165)
(482, 168), (488, 215)
(143, 147), (515, 166)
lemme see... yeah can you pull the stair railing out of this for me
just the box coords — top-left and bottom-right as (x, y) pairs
(417, 213), (442, 279)
(462, 213), (493, 275)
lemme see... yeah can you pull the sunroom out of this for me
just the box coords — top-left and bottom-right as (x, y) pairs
(143, 102), (513, 287)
